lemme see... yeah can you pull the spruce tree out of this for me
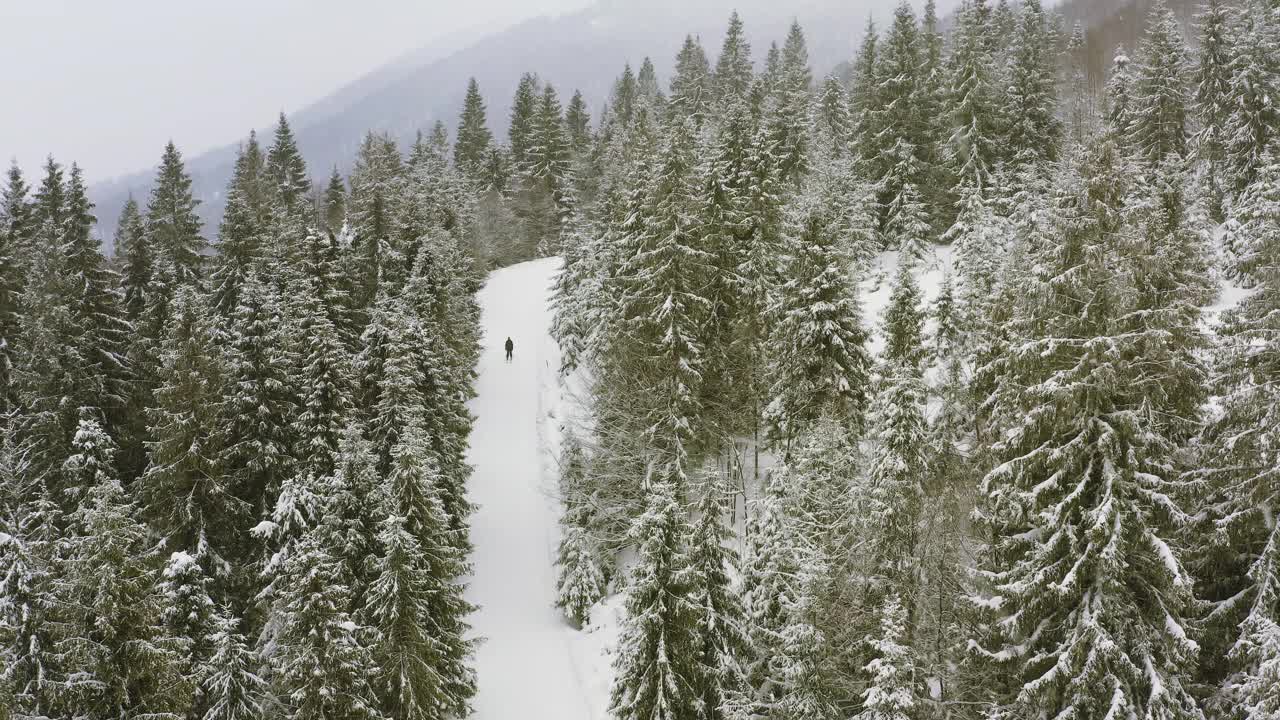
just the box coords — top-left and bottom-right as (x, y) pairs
(608, 481), (703, 720)
(323, 166), (346, 234)
(58, 417), (190, 717)
(1195, 150), (1280, 718)
(1131, 0), (1191, 166)
(1193, 0), (1233, 218)
(116, 196), (151, 324)
(1223, 2), (1280, 194)
(1004, 0), (1062, 167)
(944, 0), (1000, 193)
(509, 73), (542, 171)
(268, 525), (382, 720)
(670, 35), (712, 122)
(565, 90), (593, 156)
(712, 11), (753, 112)
(971, 142), (1202, 720)
(219, 271), (296, 528)
(201, 609), (267, 720)
(211, 134), (268, 315)
(265, 113), (311, 209)
(140, 287), (242, 569)
(688, 489), (749, 720)
(454, 78), (494, 182)
(381, 419), (476, 715)
(854, 593), (918, 720)
(554, 434), (608, 628)
(146, 141), (205, 289)
(348, 131), (404, 310)
(763, 164), (872, 448)
(0, 165), (27, 419)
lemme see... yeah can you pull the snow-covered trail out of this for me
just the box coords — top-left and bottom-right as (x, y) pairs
(464, 257), (599, 720)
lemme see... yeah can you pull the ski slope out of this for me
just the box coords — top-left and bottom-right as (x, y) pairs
(464, 257), (616, 720)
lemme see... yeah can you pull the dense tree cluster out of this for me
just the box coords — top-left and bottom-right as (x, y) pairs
(547, 2), (1280, 719)
(0, 113), (482, 719)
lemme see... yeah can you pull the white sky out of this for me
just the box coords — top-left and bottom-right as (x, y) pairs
(1, 0), (591, 184)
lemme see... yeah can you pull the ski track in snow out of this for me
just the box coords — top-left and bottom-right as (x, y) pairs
(464, 257), (610, 720)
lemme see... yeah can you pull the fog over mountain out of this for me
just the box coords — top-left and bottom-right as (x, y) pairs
(86, 0), (1191, 241)
(88, 0), (961, 241)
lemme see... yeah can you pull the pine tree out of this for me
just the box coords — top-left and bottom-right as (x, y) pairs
(116, 196), (151, 323)
(712, 11), (753, 112)
(146, 141), (205, 290)
(58, 417), (191, 717)
(160, 549), (219, 701)
(1106, 46), (1137, 142)
(1131, 0), (1191, 166)
(363, 510), (470, 720)
(854, 593), (918, 720)
(609, 481), (703, 720)
(1004, 0), (1062, 167)
(865, 378), (928, 591)
(612, 118), (714, 482)
(380, 419), (476, 716)
(670, 35), (712, 121)
(764, 165), (872, 448)
(0, 164), (28, 419)
(1193, 0), (1233, 218)
(220, 271), (296, 529)
(0, 398), (66, 718)
(13, 159), (113, 492)
(737, 470), (832, 719)
(140, 287), (243, 568)
(1194, 149), (1280, 718)
(1223, 2), (1280, 194)
(944, 0), (1000, 193)
(971, 143), (1202, 720)
(509, 73), (542, 170)
(554, 434), (608, 628)
(850, 19), (880, 169)
(688, 489), (749, 720)
(323, 166), (346, 234)
(454, 78), (494, 182)
(565, 90), (593, 156)
(268, 525), (382, 720)
(348, 132), (404, 310)
(265, 113), (311, 209)
(200, 609), (268, 720)
(287, 280), (352, 480)
(211, 134), (268, 315)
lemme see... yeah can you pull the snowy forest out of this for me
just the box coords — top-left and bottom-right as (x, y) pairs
(1, 0), (1279, 718)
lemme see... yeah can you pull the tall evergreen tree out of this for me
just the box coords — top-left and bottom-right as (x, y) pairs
(211, 134), (268, 315)
(146, 141), (205, 290)
(265, 113), (311, 209)
(608, 481), (703, 720)
(58, 417), (190, 718)
(454, 78), (494, 182)
(712, 11), (753, 112)
(200, 609), (268, 720)
(1131, 0), (1191, 166)
(670, 35), (712, 121)
(1193, 0), (1233, 218)
(509, 73), (542, 171)
(972, 142), (1202, 720)
(764, 165), (872, 448)
(1223, 2), (1280, 194)
(1004, 0), (1062, 167)
(140, 287), (242, 570)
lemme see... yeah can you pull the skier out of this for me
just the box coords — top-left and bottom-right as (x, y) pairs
(505, 337), (514, 362)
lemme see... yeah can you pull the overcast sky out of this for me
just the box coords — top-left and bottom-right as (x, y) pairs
(1, 0), (591, 184)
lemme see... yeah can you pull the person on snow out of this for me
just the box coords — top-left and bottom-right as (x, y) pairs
(505, 337), (514, 362)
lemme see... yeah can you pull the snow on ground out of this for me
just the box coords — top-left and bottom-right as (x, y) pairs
(464, 257), (616, 720)
(461, 242), (1244, 719)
